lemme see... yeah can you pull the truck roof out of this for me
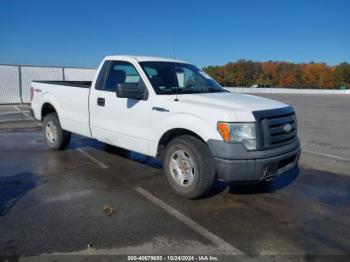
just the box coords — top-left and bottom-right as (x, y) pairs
(104, 55), (188, 64)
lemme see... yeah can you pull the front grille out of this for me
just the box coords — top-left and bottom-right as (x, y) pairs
(253, 107), (297, 150)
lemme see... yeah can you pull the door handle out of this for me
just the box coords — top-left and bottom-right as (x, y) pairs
(152, 107), (169, 112)
(97, 97), (105, 107)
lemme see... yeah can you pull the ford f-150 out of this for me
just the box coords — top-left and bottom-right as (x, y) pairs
(31, 55), (301, 198)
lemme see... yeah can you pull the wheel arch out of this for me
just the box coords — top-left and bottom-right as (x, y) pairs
(41, 103), (57, 120)
(156, 128), (206, 160)
(39, 93), (62, 121)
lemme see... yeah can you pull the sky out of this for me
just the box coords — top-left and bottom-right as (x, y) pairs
(0, 0), (349, 68)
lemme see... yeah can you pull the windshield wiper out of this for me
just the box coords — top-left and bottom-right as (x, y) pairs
(157, 87), (225, 95)
(207, 87), (225, 93)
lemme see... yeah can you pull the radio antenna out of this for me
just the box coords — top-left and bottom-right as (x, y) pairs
(173, 32), (179, 102)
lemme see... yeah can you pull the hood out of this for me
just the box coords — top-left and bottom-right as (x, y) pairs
(177, 92), (288, 112)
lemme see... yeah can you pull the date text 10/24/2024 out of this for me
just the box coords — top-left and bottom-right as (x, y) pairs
(127, 255), (220, 261)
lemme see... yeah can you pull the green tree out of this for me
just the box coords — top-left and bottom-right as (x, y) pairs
(334, 62), (350, 88)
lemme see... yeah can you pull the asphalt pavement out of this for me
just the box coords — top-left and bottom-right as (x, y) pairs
(0, 94), (349, 261)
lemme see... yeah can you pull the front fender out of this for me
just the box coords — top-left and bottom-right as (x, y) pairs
(149, 113), (222, 156)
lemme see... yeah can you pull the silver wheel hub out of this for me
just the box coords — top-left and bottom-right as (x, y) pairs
(45, 121), (58, 144)
(169, 149), (195, 187)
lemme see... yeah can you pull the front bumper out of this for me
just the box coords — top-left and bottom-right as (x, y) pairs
(208, 138), (301, 182)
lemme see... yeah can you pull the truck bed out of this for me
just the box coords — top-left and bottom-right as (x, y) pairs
(32, 81), (92, 88)
(31, 80), (92, 138)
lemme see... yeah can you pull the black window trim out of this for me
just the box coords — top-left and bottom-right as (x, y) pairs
(95, 60), (112, 91)
(95, 60), (146, 93)
(139, 61), (225, 95)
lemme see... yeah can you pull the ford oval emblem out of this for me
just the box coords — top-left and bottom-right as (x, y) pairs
(283, 123), (293, 133)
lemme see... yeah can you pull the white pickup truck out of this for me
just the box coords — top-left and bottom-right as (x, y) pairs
(31, 55), (300, 198)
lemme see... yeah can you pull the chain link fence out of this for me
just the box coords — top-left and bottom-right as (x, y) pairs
(0, 64), (96, 104)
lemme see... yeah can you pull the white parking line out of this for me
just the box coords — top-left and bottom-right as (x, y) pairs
(76, 148), (109, 169)
(13, 105), (41, 127)
(69, 144), (349, 255)
(74, 146), (243, 255)
(13, 105), (24, 114)
(0, 110), (31, 116)
(303, 150), (350, 162)
(134, 186), (245, 256)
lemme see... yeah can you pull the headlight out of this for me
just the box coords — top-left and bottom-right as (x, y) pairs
(217, 122), (257, 150)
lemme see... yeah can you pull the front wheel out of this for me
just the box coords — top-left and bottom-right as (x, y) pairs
(42, 113), (71, 150)
(163, 135), (216, 199)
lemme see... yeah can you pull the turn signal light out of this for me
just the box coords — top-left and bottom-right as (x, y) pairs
(217, 122), (230, 142)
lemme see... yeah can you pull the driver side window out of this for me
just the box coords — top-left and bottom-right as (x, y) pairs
(101, 61), (142, 92)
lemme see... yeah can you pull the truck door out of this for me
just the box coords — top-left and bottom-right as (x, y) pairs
(89, 60), (150, 155)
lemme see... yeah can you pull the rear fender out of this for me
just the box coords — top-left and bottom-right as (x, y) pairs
(39, 92), (62, 121)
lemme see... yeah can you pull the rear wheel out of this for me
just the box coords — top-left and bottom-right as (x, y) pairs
(163, 135), (216, 199)
(42, 113), (71, 150)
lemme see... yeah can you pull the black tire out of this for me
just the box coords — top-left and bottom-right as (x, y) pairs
(163, 135), (216, 199)
(42, 113), (71, 150)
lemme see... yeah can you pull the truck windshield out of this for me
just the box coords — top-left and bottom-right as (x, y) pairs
(139, 62), (226, 95)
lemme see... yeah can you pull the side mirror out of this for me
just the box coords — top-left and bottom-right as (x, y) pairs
(116, 82), (147, 100)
